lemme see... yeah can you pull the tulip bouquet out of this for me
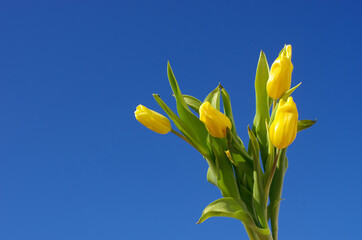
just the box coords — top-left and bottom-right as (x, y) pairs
(135, 45), (315, 240)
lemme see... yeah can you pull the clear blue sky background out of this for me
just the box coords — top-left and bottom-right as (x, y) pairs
(0, 1), (361, 239)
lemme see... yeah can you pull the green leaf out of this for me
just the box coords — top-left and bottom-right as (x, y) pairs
(153, 94), (210, 158)
(247, 127), (263, 178)
(207, 166), (218, 187)
(226, 129), (253, 164)
(248, 127), (268, 228)
(197, 197), (271, 237)
(252, 51), (270, 167)
(238, 184), (256, 218)
(297, 119), (317, 132)
(167, 62), (208, 149)
(208, 136), (240, 199)
(182, 95), (202, 113)
(221, 86), (239, 138)
(281, 82), (302, 101)
(227, 151), (253, 175)
(204, 85), (221, 111)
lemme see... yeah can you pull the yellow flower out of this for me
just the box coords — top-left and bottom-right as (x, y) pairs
(199, 101), (231, 138)
(267, 45), (294, 99)
(269, 97), (298, 149)
(134, 105), (171, 134)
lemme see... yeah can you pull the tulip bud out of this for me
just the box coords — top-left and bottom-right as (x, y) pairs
(267, 45), (294, 99)
(134, 105), (171, 134)
(199, 101), (231, 138)
(269, 97), (298, 149)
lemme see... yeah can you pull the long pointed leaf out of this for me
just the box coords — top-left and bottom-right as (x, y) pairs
(252, 51), (270, 167)
(281, 82), (302, 101)
(208, 136), (240, 199)
(221, 86), (239, 139)
(153, 94), (209, 157)
(248, 127), (268, 229)
(167, 62), (208, 148)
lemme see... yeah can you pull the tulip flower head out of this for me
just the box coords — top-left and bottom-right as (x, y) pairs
(267, 45), (294, 99)
(199, 101), (231, 138)
(269, 97), (298, 149)
(134, 105), (171, 134)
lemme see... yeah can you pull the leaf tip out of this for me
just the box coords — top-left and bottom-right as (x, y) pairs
(259, 50), (267, 59)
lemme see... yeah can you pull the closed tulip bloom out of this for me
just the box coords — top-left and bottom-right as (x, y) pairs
(199, 101), (231, 138)
(267, 45), (294, 99)
(269, 97), (298, 149)
(134, 105), (171, 134)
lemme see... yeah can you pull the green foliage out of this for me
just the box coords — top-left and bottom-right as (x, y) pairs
(281, 82), (302, 101)
(141, 54), (315, 240)
(204, 85), (221, 111)
(197, 197), (271, 238)
(298, 119), (317, 132)
(252, 51), (270, 167)
(182, 95), (202, 113)
(167, 62), (209, 151)
(221, 86), (239, 139)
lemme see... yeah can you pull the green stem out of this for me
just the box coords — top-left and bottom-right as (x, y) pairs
(269, 149), (287, 240)
(264, 148), (281, 197)
(171, 129), (193, 147)
(271, 205), (279, 240)
(244, 225), (257, 240)
(272, 99), (277, 112)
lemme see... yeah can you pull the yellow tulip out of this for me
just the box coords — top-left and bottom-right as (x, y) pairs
(267, 45), (294, 99)
(269, 97), (298, 149)
(199, 101), (231, 138)
(134, 105), (171, 134)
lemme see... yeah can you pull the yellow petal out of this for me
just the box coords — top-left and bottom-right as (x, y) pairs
(269, 97), (298, 149)
(134, 105), (171, 134)
(266, 45), (294, 99)
(199, 101), (231, 138)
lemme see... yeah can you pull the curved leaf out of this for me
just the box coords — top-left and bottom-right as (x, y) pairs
(182, 95), (202, 113)
(248, 127), (268, 228)
(252, 51), (270, 166)
(297, 119), (317, 132)
(167, 62), (208, 150)
(197, 197), (271, 236)
(207, 166), (218, 187)
(221, 86), (239, 139)
(208, 136), (240, 199)
(153, 94), (209, 157)
(281, 82), (302, 101)
(204, 85), (221, 111)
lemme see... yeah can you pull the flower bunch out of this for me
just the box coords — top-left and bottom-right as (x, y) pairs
(135, 45), (315, 240)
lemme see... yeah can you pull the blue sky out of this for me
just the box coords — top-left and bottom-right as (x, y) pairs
(0, 0), (361, 239)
